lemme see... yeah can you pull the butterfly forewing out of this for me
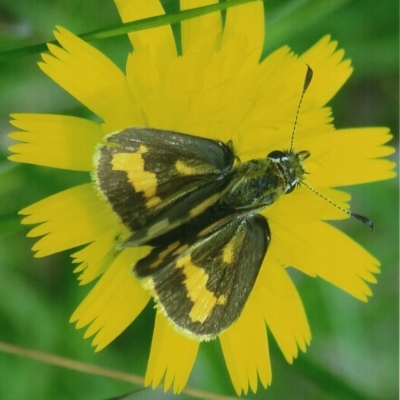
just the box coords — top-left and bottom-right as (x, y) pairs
(95, 127), (235, 244)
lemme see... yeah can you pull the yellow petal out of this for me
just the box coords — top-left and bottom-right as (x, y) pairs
(269, 219), (380, 301)
(113, 0), (176, 70)
(20, 184), (123, 257)
(229, 50), (330, 159)
(236, 37), (350, 157)
(219, 291), (271, 395)
(145, 312), (199, 393)
(266, 185), (353, 226)
(39, 26), (142, 132)
(305, 127), (396, 187)
(221, 0), (264, 67)
(256, 260), (311, 363)
(180, 0), (222, 56)
(71, 231), (121, 285)
(70, 247), (151, 351)
(299, 35), (353, 107)
(8, 114), (102, 171)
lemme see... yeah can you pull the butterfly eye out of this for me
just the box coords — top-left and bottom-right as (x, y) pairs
(267, 150), (285, 161)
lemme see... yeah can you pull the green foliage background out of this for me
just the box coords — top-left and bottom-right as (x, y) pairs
(0, 0), (398, 399)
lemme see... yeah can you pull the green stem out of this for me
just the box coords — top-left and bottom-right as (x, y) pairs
(0, 0), (264, 62)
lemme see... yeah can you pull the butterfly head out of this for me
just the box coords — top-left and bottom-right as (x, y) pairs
(267, 149), (310, 194)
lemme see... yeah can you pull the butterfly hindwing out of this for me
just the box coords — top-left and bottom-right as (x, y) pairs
(139, 212), (271, 340)
(95, 127), (235, 245)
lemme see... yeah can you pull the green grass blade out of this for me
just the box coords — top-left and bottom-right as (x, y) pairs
(0, 0), (264, 62)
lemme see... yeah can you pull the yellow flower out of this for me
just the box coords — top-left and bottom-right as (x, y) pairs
(8, 0), (395, 395)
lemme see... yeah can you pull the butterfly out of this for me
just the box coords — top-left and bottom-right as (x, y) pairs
(94, 66), (371, 340)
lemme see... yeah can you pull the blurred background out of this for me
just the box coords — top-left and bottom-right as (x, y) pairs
(0, 0), (398, 399)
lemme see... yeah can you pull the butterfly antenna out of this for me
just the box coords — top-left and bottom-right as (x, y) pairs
(290, 65), (314, 153)
(301, 180), (374, 230)
(292, 67), (372, 230)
